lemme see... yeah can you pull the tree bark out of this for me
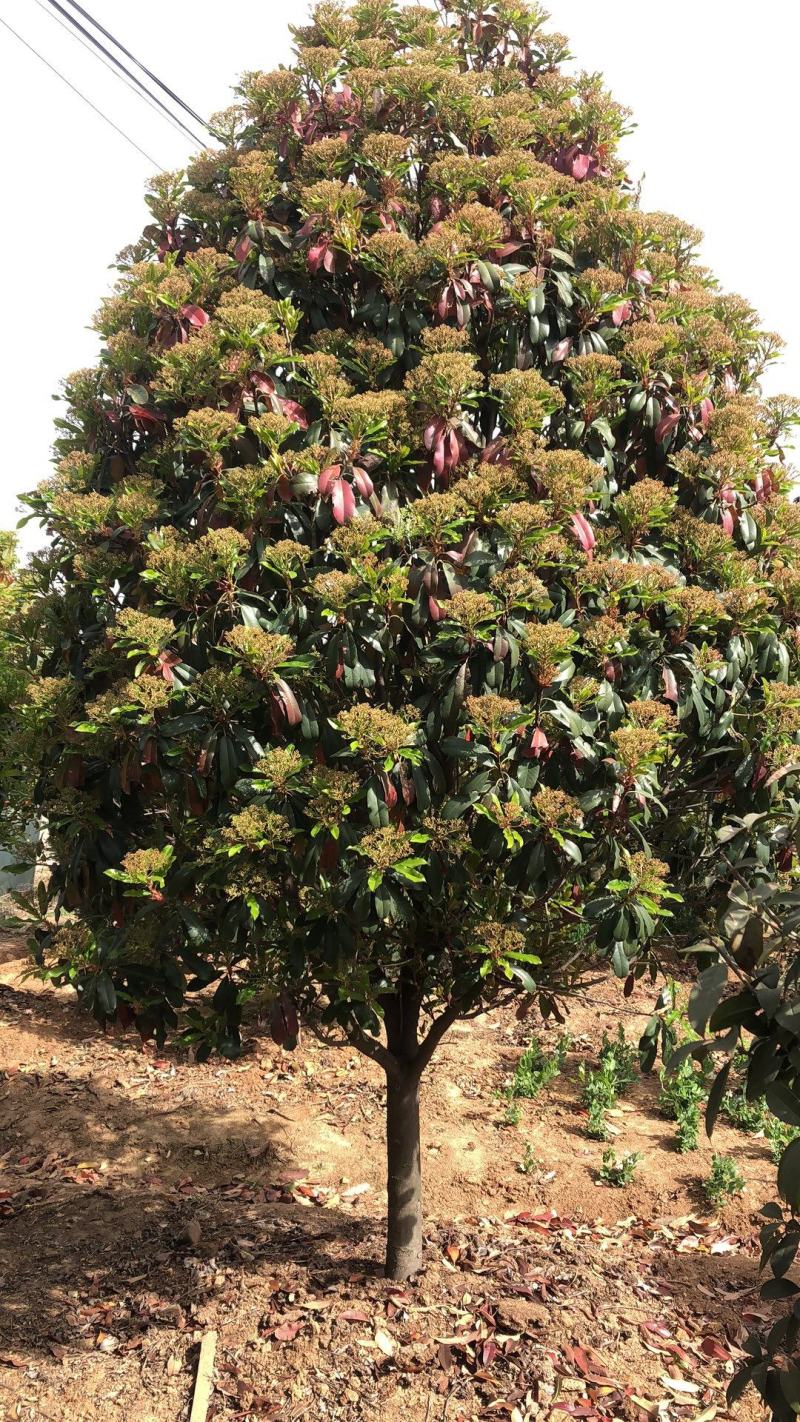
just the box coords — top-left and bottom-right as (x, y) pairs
(384, 1066), (423, 1280)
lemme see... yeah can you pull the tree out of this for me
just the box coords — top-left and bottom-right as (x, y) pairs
(650, 869), (800, 1417)
(0, 533), (32, 860)
(7, 0), (800, 1284)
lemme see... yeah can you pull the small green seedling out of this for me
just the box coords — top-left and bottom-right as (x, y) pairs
(517, 1142), (537, 1176)
(705, 1153), (744, 1207)
(580, 1056), (618, 1140)
(599, 1148), (641, 1187)
(659, 1057), (705, 1153)
(599, 1024), (637, 1094)
(765, 1117), (800, 1165)
(506, 1034), (570, 1101)
(501, 1101), (521, 1127)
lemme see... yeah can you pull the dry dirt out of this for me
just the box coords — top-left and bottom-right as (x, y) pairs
(0, 927), (774, 1422)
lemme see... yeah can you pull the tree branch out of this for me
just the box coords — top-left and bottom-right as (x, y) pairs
(414, 998), (468, 1076)
(304, 1013), (401, 1080)
(346, 1023), (402, 1081)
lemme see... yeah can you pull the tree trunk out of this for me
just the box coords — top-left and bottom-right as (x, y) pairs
(384, 1067), (423, 1280)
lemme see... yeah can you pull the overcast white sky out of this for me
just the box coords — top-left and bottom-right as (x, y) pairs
(1, 0), (798, 552)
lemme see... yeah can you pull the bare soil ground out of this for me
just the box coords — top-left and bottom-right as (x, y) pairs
(0, 926), (773, 1422)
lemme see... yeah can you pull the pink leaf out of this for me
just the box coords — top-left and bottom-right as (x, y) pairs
(428, 596), (444, 621)
(318, 464), (341, 497)
(611, 300), (633, 327)
(332, 479), (356, 525)
(250, 372), (275, 396)
(277, 398), (308, 429)
(494, 240), (523, 259)
(720, 506), (735, 536)
(633, 267), (653, 286)
(446, 427), (461, 470)
(275, 679), (302, 726)
(551, 337), (573, 363)
(379, 771), (398, 808)
(352, 467), (374, 498)
(655, 410), (680, 443)
(432, 435), (447, 476)
(530, 726), (549, 758)
(699, 397), (714, 429)
(234, 234), (252, 262)
(570, 511), (596, 553)
(571, 152), (592, 180)
(662, 666), (679, 704)
(308, 241), (328, 275)
(424, 417), (445, 452)
(754, 468), (772, 502)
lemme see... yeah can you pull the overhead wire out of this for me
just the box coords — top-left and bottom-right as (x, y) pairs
(30, 0), (206, 147)
(42, 0), (207, 147)
(60, 0), (209, 132)
(0, 13), (164, 168)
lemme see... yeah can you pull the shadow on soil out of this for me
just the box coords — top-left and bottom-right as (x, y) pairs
(0, 1062), (378, 1361)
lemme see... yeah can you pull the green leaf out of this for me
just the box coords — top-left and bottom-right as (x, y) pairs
(767, 1083), (800, 1127)
(778, 1138), (800, 1208)
(688, 960), (727, 1034)
(96, 971), (117, 1016)
(507, 962), (536, 993)
(705, 1060), (732, 1138)
(762, 1278), (800, 1300)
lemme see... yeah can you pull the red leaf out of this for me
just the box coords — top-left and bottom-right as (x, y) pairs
(332, 478), (356, 525)
(273, 1320), (302, 1342)
(318, 464), (341, 496)
(379, 771), (398, 808)
(275, 679), (302, 726)
(277, 398), (309, 429)
(308, 241), (328, 275)
(250, 372), (276, 396)
(655, 410), (680, 442)
(353, 466), (374, 498)
(180, 304), (208, 328)
(432, 435), (447, 477)
(700, 1336), (731, 1362)
(424, 417), (445, 452)
(754, 468), (772, 502)
(128, 404), (165, 425)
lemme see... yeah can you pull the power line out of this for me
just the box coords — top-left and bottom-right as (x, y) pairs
(61, 0), (209, 133)
(42, 0), (206, 147)
(0, 13), (164, 169)
(31, 0), (206, 147)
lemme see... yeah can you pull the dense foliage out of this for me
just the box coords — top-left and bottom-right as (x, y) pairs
(659, 884), (800, 1418)
(5, 0), (800, 1288)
